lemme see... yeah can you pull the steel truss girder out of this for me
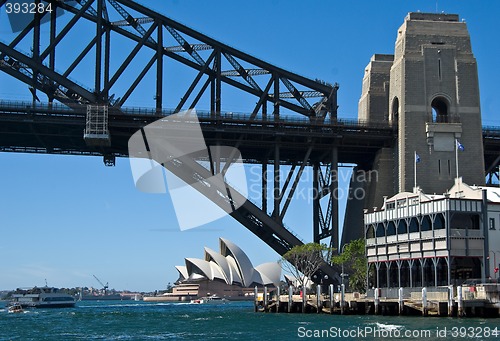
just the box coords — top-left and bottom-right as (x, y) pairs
(313, 148), (339, 252)
(486, 155), (500, 185)
(156, 143), (338, 281)
(0, 0), (337, 119)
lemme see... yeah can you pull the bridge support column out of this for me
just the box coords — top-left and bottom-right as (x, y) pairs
(313, 163), (320, 242)
(331, 147), (338, 252)
(274, 143), (280, 221)
(262, 160), (267, 214)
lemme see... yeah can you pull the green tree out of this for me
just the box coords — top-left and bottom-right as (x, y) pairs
(280, 243), (335, 290)
(332, 238), (367, 293)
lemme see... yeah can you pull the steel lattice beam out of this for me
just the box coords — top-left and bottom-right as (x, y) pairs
(0, 0), (337, 119)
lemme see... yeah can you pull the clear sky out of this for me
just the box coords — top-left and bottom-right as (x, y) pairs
(0, 1), (499, 292)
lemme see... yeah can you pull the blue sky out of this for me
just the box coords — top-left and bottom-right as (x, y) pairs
(0, 1), (499, 292)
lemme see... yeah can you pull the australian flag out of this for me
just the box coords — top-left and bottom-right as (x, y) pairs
(456, 139), (465, 151)
(415, 153), (421, 163)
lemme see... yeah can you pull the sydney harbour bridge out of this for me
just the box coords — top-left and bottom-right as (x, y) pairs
(0, 0), (499, 281)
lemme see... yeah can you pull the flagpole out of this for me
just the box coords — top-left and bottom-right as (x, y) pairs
(414, 151), (417, 189)
(455, 139), (459, 179)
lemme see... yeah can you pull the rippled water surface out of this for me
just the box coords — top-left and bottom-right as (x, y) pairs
(1, 300), (499, 340)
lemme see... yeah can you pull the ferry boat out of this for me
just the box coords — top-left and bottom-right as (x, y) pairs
(9, 287), (76, 308)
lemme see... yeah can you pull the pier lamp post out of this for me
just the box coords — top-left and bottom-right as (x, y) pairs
(312, 274), (329, 292)
(321, 274), (329, 293)
(340, 244), (349, 289)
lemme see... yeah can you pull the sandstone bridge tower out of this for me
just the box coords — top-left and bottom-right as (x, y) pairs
(342, 12), (485, 244)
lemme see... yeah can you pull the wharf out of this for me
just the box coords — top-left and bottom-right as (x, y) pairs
(255, 285), (500, 317)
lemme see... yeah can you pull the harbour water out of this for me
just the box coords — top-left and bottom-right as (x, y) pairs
(1, 300), (499, 340)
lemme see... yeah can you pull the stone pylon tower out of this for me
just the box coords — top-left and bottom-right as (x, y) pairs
(390, 12), (485, 194)
(342, 12), (486, 245)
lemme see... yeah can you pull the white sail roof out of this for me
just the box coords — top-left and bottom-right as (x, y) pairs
(176, 238), (281, 288)
(255, 262), (281, 287)
(175, 265), (189, 281)
(185, 258), (212, 280)
(204, 247), (231, 284)
(219, 238), (255, 287)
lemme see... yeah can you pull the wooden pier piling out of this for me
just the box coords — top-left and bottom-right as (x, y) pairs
(254, 284), (500, 317)
(340, 284), (345, 315)
(276, 286), (280, 313)
(329, 284), (334, 314)
(263, 286), (268, 311)
(398, 287), (404, 315)
(421, 287), (428, 317)
(301, 288), (306, 313)
(457, 285), (464, 317)
(448, 285), (454, 316)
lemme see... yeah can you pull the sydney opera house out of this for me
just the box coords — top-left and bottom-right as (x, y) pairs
(157, 238), (281, 301)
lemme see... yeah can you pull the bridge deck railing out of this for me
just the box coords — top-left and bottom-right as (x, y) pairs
(2, 100), (499, 137)
(0, 100), (396, 130)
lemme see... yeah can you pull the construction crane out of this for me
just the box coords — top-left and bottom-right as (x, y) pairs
(93, 275), (109, 295)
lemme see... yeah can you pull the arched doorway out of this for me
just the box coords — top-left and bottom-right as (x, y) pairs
(392, 97), (399, 122)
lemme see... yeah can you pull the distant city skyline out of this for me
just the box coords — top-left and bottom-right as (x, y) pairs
(0, 0), (499, 291)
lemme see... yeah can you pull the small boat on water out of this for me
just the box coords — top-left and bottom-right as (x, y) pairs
(190, 294), (229, 304)
(7, 303), (24, 313)
(9, 287), (76, 308)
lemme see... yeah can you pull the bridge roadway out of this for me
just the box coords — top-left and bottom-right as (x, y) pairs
(0, 100), (397, 167)
(0, 101), (499, 172)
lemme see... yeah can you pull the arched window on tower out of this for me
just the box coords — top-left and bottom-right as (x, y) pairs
(431, 97), (449, 123)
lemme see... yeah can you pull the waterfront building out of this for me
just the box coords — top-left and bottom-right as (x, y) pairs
(344, 12), (487, 246)
(365, 178), (500, 289)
